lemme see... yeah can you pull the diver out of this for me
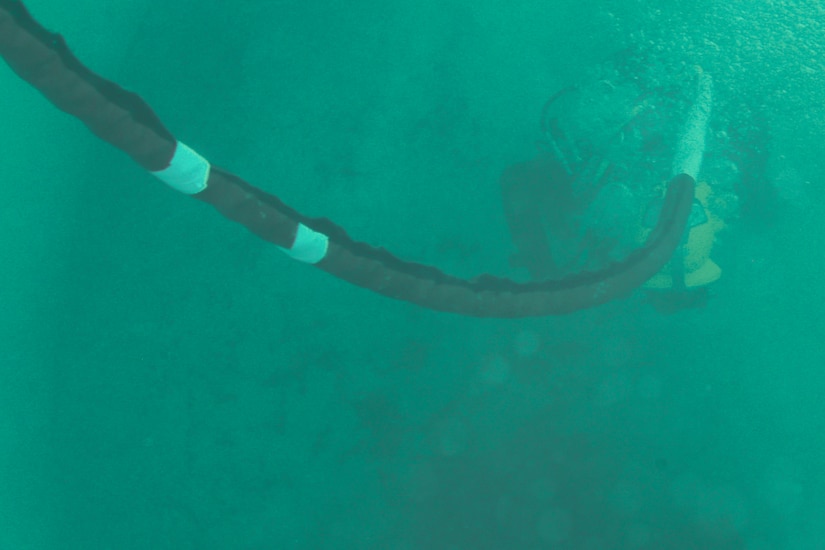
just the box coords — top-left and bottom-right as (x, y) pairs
(501, 55), (742, 312)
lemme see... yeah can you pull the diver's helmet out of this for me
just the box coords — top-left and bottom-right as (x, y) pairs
(640, 180), (725, 290)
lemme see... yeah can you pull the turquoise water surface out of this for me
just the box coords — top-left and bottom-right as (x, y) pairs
(1, 1), (823, 548)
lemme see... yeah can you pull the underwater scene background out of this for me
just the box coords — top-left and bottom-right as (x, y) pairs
(1, 0), (823, 548)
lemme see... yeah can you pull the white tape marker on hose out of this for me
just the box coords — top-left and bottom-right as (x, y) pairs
(150, 141), (210, 195)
